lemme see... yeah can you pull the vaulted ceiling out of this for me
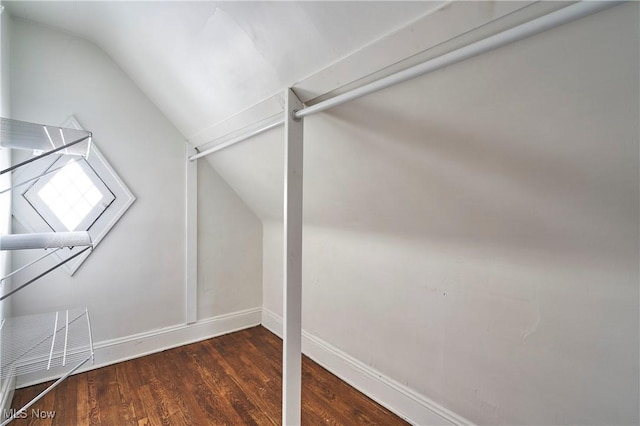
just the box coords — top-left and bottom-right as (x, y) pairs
(5, 1), (440, 143)
(4, 1), (637, 246)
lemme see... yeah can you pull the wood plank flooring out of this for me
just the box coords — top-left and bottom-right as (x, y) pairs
(10, 326), (409, 425)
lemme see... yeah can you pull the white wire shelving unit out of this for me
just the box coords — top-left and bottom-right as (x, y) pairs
(0, 309), (95, 425)
(0, 117), (96, 425)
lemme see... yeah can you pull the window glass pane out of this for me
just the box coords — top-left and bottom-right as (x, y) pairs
(33, 160), (110, 231)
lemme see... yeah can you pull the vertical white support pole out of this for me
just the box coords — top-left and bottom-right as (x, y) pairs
(185, 143), (198, 324)
(282, 88), (304, 426)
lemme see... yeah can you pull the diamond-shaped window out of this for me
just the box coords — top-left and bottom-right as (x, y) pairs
(12, 116), (135, 275)
(24, 158), (115, 232)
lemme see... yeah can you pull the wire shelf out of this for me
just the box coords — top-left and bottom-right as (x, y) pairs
(0, 119), (96, 425)
(0, 308), (94, 380)
(0, 117), (92, 157)
(0, 117), (92, 176)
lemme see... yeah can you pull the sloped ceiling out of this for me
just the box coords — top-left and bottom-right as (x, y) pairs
(206, 1), (638, 260)
(4, 1), (637, 253)
(4, 1), (439, 142)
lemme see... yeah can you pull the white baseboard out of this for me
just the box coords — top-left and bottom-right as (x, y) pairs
(261, 308), (472, 426)
(12, 305), (471, 425)
(16, 307), (262, 388)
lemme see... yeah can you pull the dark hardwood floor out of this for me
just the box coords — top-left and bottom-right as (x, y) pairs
(10, 326), (409, 425)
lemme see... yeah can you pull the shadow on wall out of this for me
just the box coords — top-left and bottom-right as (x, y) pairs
(302, 96), (637, 267)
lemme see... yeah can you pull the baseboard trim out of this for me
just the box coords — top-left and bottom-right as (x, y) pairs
(13, 306), (471, 425)
(16, 307), (262, 388)
(261, 308), (472, 426)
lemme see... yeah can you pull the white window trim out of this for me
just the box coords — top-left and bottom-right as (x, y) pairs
(12, 116), (135, 275)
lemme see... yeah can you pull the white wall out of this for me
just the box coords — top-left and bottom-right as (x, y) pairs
(9, 17), (185, 340)
(0, 5), (15, 412)
(0, 4), (11, 318)
(7, 17), (262, 370)
(212, 4), (639, 425)
(197, 160), (262, 319)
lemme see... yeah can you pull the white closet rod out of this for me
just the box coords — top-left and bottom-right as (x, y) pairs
(295, 0), (620, 119)
(190, 117), (284, 161)
(189, 0), (621, 162)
